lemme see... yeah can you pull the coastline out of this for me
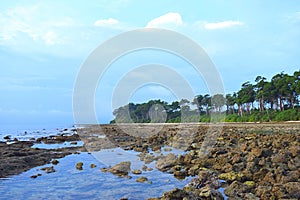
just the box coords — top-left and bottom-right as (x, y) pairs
(1, 122), (299, 199)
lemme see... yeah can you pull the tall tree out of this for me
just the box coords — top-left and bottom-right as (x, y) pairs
(255, 76), (267, 112)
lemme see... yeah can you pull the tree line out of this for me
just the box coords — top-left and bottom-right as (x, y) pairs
(111, 70), (300, 123)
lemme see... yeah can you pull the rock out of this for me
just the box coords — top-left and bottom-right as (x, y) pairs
(243, 181), (255, 188)
(30, 174), (42, 178)
(255, 186), (272, 199)
(52, 159), (59, 165)
(136, 176), (148, 183)
(3, 135), (11, 140)
(284, 182), (300, 198)
(70, 141), (77, 145)
(106, 161), (131, 176)
(225, 181), (252, 197)
(271, 152), (288, 163)
(132, 169), (142, 174)
(262, 171), (275, 183)
(218, 171), (244, 182)
(161, 188), (195, 199)
(156, 153), (177, 171)
(174, 171), (186, 179)
(142, 165), (147, 171)
(199, 186), (224, 200)
(244, 193), (259, 200)
(41, 166), (56, 173)
(30, 175), (38, 178)
(76, 162), (83, 170)
(251, 147), (263, 157)
(231, 154), (241, 164)
(288, 145), (300, 157)
(90, 164), (97, 168)
(164, 147), (172, 152)
(191, 143), (201, 149)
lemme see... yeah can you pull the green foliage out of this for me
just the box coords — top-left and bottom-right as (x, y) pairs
(110, 70), (300, 123)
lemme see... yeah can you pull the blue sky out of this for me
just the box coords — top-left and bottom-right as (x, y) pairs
(1, 0), (300, 128)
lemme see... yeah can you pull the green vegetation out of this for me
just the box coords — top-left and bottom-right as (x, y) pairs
(111, 70), (300, 123)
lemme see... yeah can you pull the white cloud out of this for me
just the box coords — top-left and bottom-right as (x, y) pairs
(204, 20), (244, 30)
(43, 31), (58, 46)
(0, 4), (75, 48)
(146, 12), (183, 28)
(94, 18), (119, 27)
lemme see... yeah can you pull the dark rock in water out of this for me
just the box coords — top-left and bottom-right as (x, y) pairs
(173, 171), (186, 180)
(141, 165), (147, 171)
(70, 141), (77, 145)
(30, 175), (38, 179)
(90, 164), (97, 168)
(52, 159), (59, 165)
(3, 135), (10, 140)
(30, 174), (42, 178)
(136, 176), (148, 183)
(132, 169), (142, 174)
(102, 161), (131, 177)
(40, 166), (56, 173)
(76, 162), (83, 170)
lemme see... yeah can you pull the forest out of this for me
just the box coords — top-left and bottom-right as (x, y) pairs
(111, 70), (300, 123)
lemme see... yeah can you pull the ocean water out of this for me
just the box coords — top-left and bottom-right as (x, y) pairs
(0, 124), (75, 142)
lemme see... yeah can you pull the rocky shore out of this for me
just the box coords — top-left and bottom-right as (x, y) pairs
(78, 123), (300, 199)
(0, 133), (82, 178)
(1, 123), (299, 199)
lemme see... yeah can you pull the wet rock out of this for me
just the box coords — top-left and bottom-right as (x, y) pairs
(156, 153), (177, 172)
(52, 159), (59, 165)
(132, 169), (142, 174)
(70, 141), (77, 145)
(90, 164), (97, 168)
(136, 176), (148, 183)
(3, 135), (11, 140)
(142, 165), (148, 171)
(138, 153), (158, 164)
(103, 161), (131, 176)
(76, 162), (83, 170)
(173, 171), (186, 179)
(161, 188), (196, 199)
(41, 166), (56, 173)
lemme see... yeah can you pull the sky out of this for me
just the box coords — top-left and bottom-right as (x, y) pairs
(1, 0), (300, 128)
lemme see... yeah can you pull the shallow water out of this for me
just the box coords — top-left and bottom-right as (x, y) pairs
(31, 141), (84, 149)
(0, 126), (75, 142)
(0, 127), (227, 199)
(0, 150), (192, 200)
